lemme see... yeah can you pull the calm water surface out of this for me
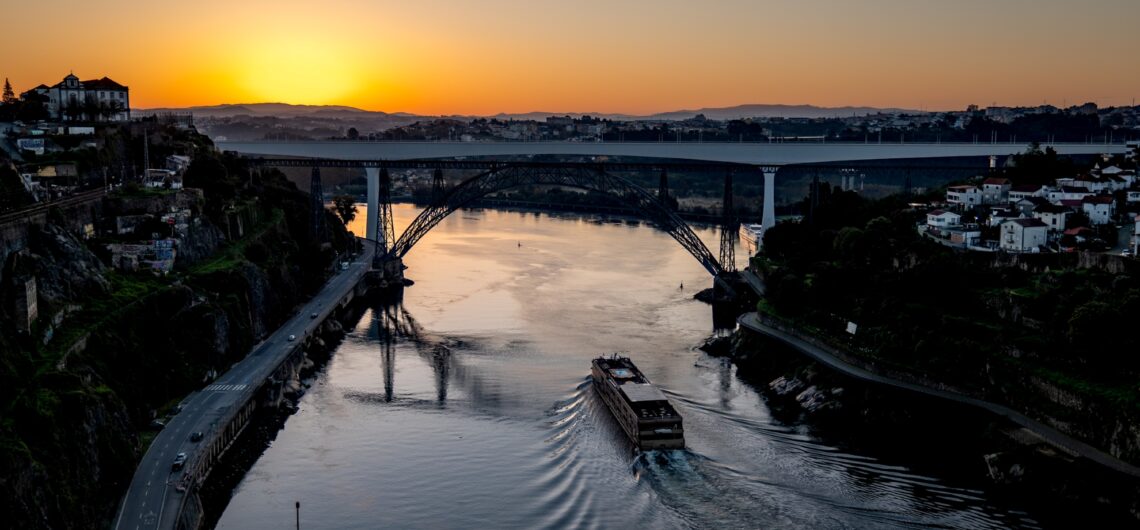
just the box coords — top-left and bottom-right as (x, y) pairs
(217, 204), (1037, 529)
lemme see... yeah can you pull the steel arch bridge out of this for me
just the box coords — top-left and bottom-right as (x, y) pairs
(389, 164), (726, 276)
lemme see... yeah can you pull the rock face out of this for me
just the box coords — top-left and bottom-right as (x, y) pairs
(0, 198), (342, 529)
(26, 222), (110, 306)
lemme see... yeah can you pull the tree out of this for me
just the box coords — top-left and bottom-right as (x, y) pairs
(332, 194), (357, 226)
(1, 78), (14, 104)
(346, 127), (359, 140)
(14, 91), (48, 122)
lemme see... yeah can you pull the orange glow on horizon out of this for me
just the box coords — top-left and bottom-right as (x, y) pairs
(2, 1), (1139, 115)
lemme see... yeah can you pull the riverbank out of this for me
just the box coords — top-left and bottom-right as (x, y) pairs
(732, 311), (1140, 523)
(195, 297), (368, 529)
(738, 311), (1140, 476)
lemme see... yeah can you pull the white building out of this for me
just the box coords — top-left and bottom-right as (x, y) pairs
(947, 185), (982, 208)
(1118, 170), (1137, 188)
(926, 209), (961, 228)
(1081, 195), (1115, 225)
(27, 73), (130, 122)
(1008, 184), (1045, 203)
(987, 208), (1020, 227)
(1047, 186), (1092, 204)
(166, 155), (191, 174)
(1072, 174), (1124, 193)
(981, 177), (1011, 204)
(1000, 218), (1048, 252)
(1032, 204), (1068, 232)
(1133, 214), (1140, 255)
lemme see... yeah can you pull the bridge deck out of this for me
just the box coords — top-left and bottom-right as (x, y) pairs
(219, 140), (1127, 166)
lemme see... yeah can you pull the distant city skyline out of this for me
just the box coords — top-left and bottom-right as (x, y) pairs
(3, 0), (1138, 115)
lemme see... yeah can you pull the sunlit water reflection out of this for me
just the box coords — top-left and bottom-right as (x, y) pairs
(217, 205), (1037, 529)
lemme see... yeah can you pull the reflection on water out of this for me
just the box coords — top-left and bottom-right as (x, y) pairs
(217, 205), (1039, 529)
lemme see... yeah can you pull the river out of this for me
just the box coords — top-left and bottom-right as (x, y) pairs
(216, 204), (1039, 529)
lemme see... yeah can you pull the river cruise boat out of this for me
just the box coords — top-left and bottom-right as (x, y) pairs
(739, 223), (764, 247)
(591, 355), (685, 450)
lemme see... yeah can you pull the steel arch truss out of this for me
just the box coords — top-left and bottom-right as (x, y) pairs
(388, 165), (725, 277)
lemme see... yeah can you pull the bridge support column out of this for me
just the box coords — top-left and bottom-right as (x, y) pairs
(310, 167), (324, 240)
(431, 168), (445, 206)
(761, 168), (776, 240)
(365, 167), (379, 243)
(367, 256), (405, 291)
(719, 171), (737, 272)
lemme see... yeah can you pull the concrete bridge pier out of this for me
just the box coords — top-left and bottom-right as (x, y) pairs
(364, 167), (380, 242)
(761, 167), (777, 240)
(368, 255), (406, 291)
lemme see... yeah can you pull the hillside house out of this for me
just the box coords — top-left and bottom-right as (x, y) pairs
(1032, 203), (1068, 232)
(1082, 195), (1115, 225)
(1009, 184), (1045, 203)
(987, 208), (1021, 227)
(1000, 218), (1048, 252)
(1072, 174), (1127, 193)
(1014, 196), (1050, 216)
(926, 209), (961, 228)
(982, 177), (1011, 204)
(1047, 186), (1092, 203)
(1134, 215), (1140, 254)
(947, 185), (982, 208)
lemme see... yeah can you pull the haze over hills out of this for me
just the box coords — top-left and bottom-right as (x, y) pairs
(138, 103), (419, 119)
(138, 102), (924, 121)
(139, 102), (930, 142)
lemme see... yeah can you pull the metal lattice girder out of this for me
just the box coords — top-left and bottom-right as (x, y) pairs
(719, 171), (737, 272)
(431, 168), (445, 206)
(388, 165), (725, 277)
(376, 168), (396, 254)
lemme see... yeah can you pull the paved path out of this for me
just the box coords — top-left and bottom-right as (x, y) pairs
(114, 240), (375, 530)
(738, 312), (1140, 478)
(739, 270), (766, 296)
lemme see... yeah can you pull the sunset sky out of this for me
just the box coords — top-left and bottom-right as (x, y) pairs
(3, 0), (1138, 115)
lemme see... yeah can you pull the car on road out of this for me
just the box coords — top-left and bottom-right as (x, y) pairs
(190, 431), (203, 442)
(310, 312), (318, 319)
(171, 452), (187, 472)
(1123, 249), (1134, 257)
(288, 334), (296, 341)
(148, 419), (165, 430)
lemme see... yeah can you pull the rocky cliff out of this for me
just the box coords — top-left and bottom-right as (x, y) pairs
(0, 168), (350, 528)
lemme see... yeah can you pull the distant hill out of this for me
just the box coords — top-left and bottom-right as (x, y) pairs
(138, 102), (921, 121)
(644, 104), (921, 121)
(136, 103), (419, 119)
(468, 104), (921, 121)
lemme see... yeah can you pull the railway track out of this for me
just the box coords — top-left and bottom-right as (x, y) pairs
(0, 188), (106, 226)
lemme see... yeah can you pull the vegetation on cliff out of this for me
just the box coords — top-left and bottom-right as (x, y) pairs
(756, 172), (1140, 466)
(0, 127), (352, 528)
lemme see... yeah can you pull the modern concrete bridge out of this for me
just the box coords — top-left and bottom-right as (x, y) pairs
(220, 141), (1125, 239)
(223, 140), (1126, 279)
